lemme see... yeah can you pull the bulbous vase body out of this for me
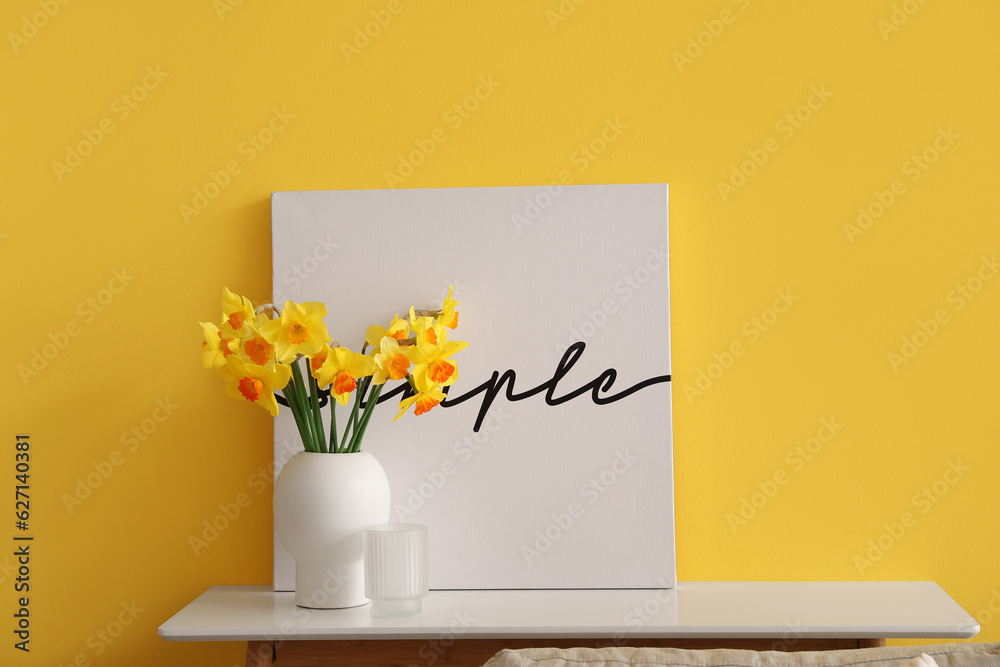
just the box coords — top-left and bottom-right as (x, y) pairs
(273, 451), (391, 608)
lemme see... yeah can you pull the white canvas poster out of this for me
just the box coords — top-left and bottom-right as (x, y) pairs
(272, 183), (673, 590)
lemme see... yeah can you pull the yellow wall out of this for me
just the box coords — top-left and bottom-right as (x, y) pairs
(3, 1), (998, 664)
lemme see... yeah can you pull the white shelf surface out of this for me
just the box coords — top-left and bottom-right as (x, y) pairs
(158, 581), (979, 642)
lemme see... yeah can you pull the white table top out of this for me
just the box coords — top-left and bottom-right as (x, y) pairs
(158, 582), (979, 642)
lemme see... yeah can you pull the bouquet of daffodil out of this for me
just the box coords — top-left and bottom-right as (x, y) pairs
(200, 287), (468, 453)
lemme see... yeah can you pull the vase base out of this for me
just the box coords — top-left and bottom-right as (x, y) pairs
(295, 598), (370, 610)
(371, 598), (422, 617)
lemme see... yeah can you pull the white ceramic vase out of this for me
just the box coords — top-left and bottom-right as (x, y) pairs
(273, 451), (391, 609)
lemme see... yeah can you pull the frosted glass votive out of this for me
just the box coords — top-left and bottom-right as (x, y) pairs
(363, 523), (429, 617)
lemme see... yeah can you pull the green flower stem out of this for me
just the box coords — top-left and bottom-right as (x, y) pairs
(308, 373), (326, 453)
(284, 382), (314, 452)
(329, 396), (338, 453)
(348, 382), (383, 453)
(340, 377), (369, 453)
(281, 387), (314, 452)
(289, 360), (318, 452)
(336, 395), (353, 452)
(291, 368), (314, 452)
(295, 382), (317, 453)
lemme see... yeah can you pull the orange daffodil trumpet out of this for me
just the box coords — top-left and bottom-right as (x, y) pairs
(439, 285), (459, 329)
(395, 373), (447, 421)
(224, 356), (291, 417)
(308, 345), (330, 380)
(364, 314), (409, 350)
(198, 286), (468, 454)
(221, 287), (257, 338)
(315, 347), (376, 406)
(372, 337), (411, 385)
(409, 310), (442, 346)
(200, 321), (238, 370)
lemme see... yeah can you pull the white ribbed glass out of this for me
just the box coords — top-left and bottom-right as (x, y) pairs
(363, 523), (429, 617)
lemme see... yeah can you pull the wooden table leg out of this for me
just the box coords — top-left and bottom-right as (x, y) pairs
(246, 640), (275, 667)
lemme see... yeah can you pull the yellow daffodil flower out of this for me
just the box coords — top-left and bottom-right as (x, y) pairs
(394, 374), (447, 421)
(438, 285), (459, 329)
(365, 314), (410, 352)
(221, 287), (257, 338)
(315, 346), (376, 405)
(409, 307), (443, 346)
(201, 287), (470, 453)
(224, 355), (291, 417)
(201, 321), (238, 370)
(239, 313), (276, 366)
(259, 300), (332, 363)
(405, 323), (468, 387)
(371, 337), (411, 385)
(308, 344), (332, 380)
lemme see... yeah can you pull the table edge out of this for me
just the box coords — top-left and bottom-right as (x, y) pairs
(158, 627), (982, 642)
(157, 582), (980, 643)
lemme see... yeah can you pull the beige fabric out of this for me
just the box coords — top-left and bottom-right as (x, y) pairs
(482, 643), (1000, 667)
